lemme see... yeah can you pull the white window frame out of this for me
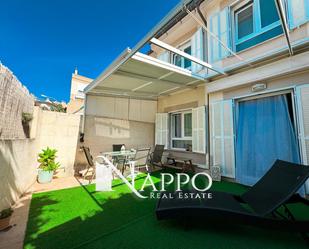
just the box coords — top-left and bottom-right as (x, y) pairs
(170, 110), (193, 150)
(233, 0), (281, 46)
(172, 40), (192, 70)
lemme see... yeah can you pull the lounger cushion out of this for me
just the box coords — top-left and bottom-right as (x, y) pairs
(156, 191), (252, 220)
(241, 160), (309, 216)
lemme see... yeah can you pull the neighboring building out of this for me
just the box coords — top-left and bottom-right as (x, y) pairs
(35, 98), (67, 112)
(83, 0), (309, 194)
(67, 69), (93, 114)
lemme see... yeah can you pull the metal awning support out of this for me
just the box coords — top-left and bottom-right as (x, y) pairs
(275, 0), (293, 56)
(150, 38), (226, 75)
(84, 0), (194, 94)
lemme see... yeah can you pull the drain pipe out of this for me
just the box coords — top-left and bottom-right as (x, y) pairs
(197, 2), (211, 169)
(197, 3), (208, 65)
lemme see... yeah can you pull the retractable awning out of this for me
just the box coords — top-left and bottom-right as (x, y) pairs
(85, 51), (205, 100)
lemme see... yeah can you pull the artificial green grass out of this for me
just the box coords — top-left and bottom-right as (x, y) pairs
(24, 171), (309, 249)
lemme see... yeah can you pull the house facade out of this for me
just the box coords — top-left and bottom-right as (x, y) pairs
(67, 69), (93, 114)
(83, 0), (309, 193)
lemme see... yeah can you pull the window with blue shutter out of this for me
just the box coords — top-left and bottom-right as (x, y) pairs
(172, 42), (192, 70)
(191, 27), (204, 73)
(287, 0), (309, 29)
(209, 7), (231, 62)
(157, 51), (170, 63)
(234, 0), (283, 52)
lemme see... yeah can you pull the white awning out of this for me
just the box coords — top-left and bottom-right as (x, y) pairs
(85, 52), (205, 100)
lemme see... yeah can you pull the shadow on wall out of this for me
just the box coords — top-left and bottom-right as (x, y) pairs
(94, 117), (130, 138)
(0, 140), (37, 210)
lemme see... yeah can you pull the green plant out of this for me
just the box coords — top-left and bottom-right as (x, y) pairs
(50, 103), (66, 113)
(0, 208), (13, 219)
(22, 112), (33, 123)
(37, 147), (61, 172)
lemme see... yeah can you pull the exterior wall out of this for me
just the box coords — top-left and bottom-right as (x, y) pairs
(0, 139), (37, 210)
(67, 72), (92, 114)
(82, 94), (157, 163)
(157, 85), (207, 167)
(157, 85), (206, 112)
(208, 69), (309, 104)
(34, 109), (81, 177)
(207, 53), (309, 101)
(0, 107), (81, 210)
(83, 115), (155, 157)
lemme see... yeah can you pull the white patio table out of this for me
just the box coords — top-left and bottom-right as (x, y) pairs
(101, 150), (137, 185)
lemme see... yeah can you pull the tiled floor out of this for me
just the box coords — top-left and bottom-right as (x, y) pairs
(0, 176), (85, 249)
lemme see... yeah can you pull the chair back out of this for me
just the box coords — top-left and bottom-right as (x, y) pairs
(134, 148), (151, 166)
(113, 144), (124, 152)
(152, 145), (165, 164)
(81, 146), (94, 167)
(241, 160), (309, 216)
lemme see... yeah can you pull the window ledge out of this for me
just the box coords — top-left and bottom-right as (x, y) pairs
(165, 149), (206, 155)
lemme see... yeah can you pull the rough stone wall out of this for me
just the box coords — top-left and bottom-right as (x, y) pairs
(0, 64), (34, 139)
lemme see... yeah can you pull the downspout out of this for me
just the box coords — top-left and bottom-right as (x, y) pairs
(197, 3), (208, 63)
(197, 2), (211, 169)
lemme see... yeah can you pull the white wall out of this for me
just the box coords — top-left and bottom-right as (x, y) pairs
(0, 107), (81, 210)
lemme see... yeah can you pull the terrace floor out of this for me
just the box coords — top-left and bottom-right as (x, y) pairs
(0, 176), (87, 249)
(1, 171), (309, 249)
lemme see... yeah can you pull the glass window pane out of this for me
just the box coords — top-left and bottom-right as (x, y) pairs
(259, 0), (279, 28)
(184, 46), (191, 69)
(172, 114), (181, 138)
(172, 140), (192, 149)
(184, 113), (192, 137)
(174, 54), (182, 67)
(237, 5), (254, 39)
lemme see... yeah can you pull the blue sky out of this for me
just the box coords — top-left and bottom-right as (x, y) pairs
(0, 0), (179, 102)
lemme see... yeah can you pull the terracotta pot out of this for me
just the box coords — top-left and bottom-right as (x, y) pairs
(0, 216), (11, 231)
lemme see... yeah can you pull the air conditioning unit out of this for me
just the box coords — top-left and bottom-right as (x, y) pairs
(252, 83), (267, 92)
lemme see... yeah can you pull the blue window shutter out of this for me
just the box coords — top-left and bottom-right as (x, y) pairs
(287, 0), (309, 29)
(209, 7), (231, 62)
(219, 7), (231, 59)
(191, 27), (204, 74)
(157, 51), (169, 62)
(209, 12), (220, 62)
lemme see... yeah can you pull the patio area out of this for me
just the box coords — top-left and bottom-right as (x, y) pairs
(3, 170), (308, 249)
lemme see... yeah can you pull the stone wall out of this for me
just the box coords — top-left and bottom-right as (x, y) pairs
(0, 64), (34, 139)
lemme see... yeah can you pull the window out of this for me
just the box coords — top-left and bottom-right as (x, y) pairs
(288, 0), (309, 28)
(209, 7), (230, 62)
(75, 83), (86, 99)
(234, 0), (283, 52)
(173, 42), (192, 70)
(236, 3), (254, 40)
(171, 111), (192, 150)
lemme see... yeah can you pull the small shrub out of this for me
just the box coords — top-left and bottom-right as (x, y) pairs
(22, 112), (33, 123)
(0, 208), (13, 219)
(37, 147), (61, 172)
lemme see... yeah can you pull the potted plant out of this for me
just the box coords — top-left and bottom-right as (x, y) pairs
(37, 147), (61, 184)
(0, 208), (13, 231)
(22, 112), (33, 138)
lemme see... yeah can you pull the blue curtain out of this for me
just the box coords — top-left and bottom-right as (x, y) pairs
(236, 95), (300, 186)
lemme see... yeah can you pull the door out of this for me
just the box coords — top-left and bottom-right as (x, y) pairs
(235, 93), (300, 186)
(210, 99), (235, 178)
(295, 85), (309, 193)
